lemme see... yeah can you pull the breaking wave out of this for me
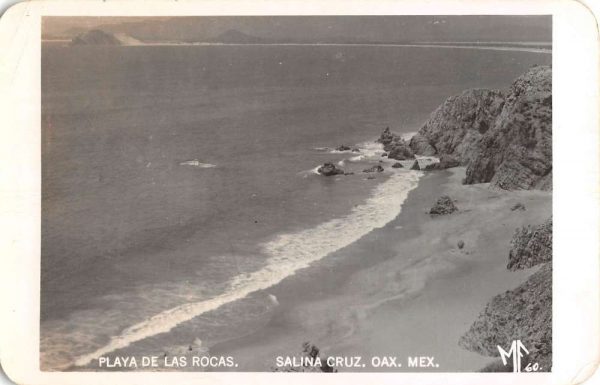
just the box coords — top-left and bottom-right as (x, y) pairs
(74, 159), (421, 368)
(179, 159), (216, 168)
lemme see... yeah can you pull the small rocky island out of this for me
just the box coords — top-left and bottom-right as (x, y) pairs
(317, 162), (345, 176)
(71, 30), (123, 46)
(377, 127), (415, 161)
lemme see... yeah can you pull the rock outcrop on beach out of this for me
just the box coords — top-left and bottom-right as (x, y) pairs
(273, 342), (336, 373)
(71, 30), (123, 45)
(424, 154), (461, 171)
(377, 128), (415, 160)
(408, 66), (552, 191)
(363, 165), (384, 173)
(317, 163), (344, 176)
(429, 195), (457, 216)
(511, 202), (526, 211)
(507, 218), (552, 271)
(459, 217), (553, 372)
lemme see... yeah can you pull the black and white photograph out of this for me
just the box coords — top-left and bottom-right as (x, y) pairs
(38, 15), (556, 373)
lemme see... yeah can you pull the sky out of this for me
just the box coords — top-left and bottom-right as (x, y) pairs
(43, 15), (552, 43)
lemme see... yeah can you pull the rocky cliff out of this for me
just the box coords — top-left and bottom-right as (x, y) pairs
(410, 89), (505, 164)
(459, 217), (552, 372)
(465, 66), (552, 190)
(409, 66), (552, 191)
(507, 218), (552, 271)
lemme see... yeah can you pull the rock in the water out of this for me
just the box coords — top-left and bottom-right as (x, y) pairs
(381, 152), (388, 157)
(377, 127), (415, 160)
(410, 160), (420, 170)
(377, 127), (395, 146)
(457, 240), (465, 249)
(459, 263), (552, 372)
(363, 165), (384, 173)
(511, 202), (526, 211)
(351, 148), (360, 152)
(391, 162), (404, 168)
(71, 29), (123, 45)
(317, 162), (344, 176)
(366, 175), (376, 180)
(429, 195), (457, 216)
(388, 144), (414, 160)
(424, 154), (461, 170)
(507, 218), (552, 271)
(464, 66), (552, 190)
(336, 145), (351, 151)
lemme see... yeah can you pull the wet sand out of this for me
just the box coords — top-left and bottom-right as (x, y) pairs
(209, 167), (552, 372)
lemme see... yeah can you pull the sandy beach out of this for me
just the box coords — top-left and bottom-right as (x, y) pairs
(210, 167), (552, 372)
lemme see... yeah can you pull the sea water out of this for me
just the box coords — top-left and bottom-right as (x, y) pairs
(41, 44), (550, 370)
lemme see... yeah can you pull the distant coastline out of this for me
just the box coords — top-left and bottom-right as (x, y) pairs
(45, 27), (551, 54)
(44, 37), (551, 54)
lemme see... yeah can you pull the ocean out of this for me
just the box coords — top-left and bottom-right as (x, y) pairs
(41, 44), (551, 370)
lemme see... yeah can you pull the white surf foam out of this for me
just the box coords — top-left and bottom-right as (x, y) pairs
(179, 159), (216, 168)
(298, 165), (321, 176)
(356, 141), (385, 159)
(74, 168), (421, 367)
(349, 155), (366, 162)
(268, 294), (279, 306)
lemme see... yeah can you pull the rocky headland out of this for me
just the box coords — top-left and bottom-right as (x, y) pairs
(408, 65), (552, 191)
(405, 66), (554, 371)
(397, 65), (553, 371)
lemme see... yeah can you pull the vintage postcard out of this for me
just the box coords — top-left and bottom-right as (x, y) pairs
(0, 1), (598, 384)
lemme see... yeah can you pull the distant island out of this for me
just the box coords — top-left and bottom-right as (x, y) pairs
(70, 29), (143, 46)
(71, 30), (122, 45)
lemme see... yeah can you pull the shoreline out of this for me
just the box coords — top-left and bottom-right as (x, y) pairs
(208, 167), (551, 371)
(64, 139), (423, 370)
